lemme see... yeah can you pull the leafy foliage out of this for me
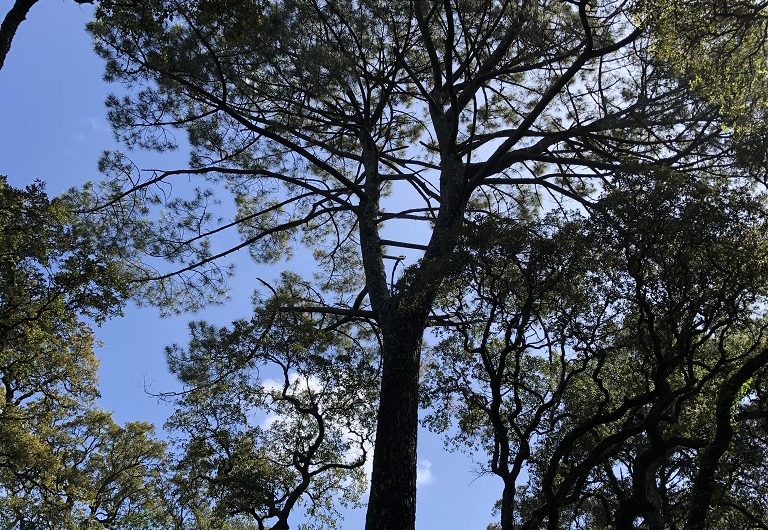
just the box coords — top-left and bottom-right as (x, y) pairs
(165, 277), (378, 529)
(35, 0), (768, 528)
(426, 175), (768, 529)
(0, 179), (169, 529)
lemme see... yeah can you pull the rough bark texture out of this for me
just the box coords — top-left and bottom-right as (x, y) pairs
(363, 150), (467, 529)
(357, 133), (432, 530)
(364, 308), (426, 530)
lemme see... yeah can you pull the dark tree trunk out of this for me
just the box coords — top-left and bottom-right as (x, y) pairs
(361, 144), (467, 530)
(271, 520), (289, 530)
(500, 478), (516, 530)
(364, 306), (426, 530)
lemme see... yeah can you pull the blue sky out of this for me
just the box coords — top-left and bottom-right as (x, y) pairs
(0, 3), (501, 528)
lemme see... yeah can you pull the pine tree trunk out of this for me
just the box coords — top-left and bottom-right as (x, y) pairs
(361, 147), (467, 530)
(364, 307), (425, 530)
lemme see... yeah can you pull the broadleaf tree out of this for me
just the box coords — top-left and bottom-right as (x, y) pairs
(164, 276), (378, 529)
(424, 174), (768, 529)
(81, 1), (768, 528)
(0, 178), (170, 529)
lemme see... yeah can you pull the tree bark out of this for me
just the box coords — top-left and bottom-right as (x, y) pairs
(500, 478), (516, 530)
(365, 306), (426, 530)
(361, 135), (467, 529)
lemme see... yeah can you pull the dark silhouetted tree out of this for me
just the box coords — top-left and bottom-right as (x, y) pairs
(81, 1), (768, 528)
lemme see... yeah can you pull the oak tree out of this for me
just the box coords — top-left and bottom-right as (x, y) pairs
(0, 178), (169, 529)
(165, 277), (377, 530)
(425, 175), (768, 529)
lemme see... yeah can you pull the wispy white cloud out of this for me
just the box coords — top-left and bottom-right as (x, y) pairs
(259, 373), (329, 431)
(262, 372), (324, 395)
(417, 459), (436, 487)
(71, 117), (106, 145)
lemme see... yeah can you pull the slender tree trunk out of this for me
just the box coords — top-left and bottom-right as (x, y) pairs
(360, 138), (467, 529)
(365, 306), (426, 530)
(500, 478), (516, 530)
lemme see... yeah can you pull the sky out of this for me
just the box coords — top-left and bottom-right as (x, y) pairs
(0, 2), (501, 528)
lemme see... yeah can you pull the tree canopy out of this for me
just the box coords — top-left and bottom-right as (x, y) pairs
(6, 0), (768, 529)
(0, 178), (168, 529)
(165, 279), (378, 530)
(425, 174), (768, 529)
(81, 0), (768, 527)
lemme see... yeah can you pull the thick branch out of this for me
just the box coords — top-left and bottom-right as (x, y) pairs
(0, 0), (38, 71)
